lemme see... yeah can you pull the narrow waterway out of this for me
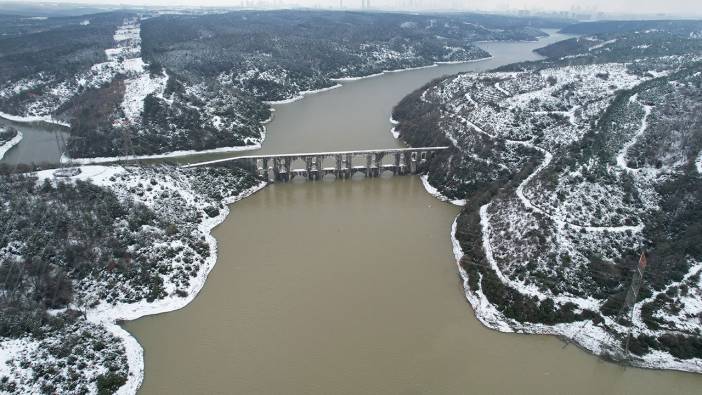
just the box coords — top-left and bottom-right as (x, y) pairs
(176, 30), (574, 163)
(123, 31), (702, 394)
(0, 120), (68, 166)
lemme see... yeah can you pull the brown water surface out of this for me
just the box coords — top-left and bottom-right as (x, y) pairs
(123, 32), (702, 394)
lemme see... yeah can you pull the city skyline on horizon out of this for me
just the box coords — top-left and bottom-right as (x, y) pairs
(5, 0), (702, 17)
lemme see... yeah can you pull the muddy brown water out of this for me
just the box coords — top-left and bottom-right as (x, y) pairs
(123, 32), (702, 394)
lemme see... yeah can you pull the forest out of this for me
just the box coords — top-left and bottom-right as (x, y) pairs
(0, 12), (129, 91)
(392, 20), (702, 365)
(0, 165), (260, 393)
(2, 9), (568, 159)
(140, 10), (561, 101)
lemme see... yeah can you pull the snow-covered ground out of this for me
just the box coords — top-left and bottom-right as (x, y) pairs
(616, 94), (653, 172)
(0, 112), (70, 127)
(402, 59), (702, 373)
(111, 18), (169, 126)
(63, 140), (261, 165)
(420, 174), (466, 206)
(450, 209), (702, 373)
(0, 130), (22, 160)
(2, 165), (267, 394)
(0, 17), (142, 121)
(262, 84), (342, 105)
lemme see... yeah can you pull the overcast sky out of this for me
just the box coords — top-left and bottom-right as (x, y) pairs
(17, 0), (702, 16)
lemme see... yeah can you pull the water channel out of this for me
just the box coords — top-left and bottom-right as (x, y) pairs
(0, 120), (68, 166)
(90, 31), (702, 393)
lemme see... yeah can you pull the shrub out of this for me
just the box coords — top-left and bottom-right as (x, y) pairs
(96, 372), (127, 395)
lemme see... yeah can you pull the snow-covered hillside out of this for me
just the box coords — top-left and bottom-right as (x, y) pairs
(2, 10), (565, 161)
(0, 165), (264, 394)
(394, 42), (702, 371)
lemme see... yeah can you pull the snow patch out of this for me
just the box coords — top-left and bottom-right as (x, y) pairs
(616, 94), (653, 173)
(62, 143), (261, 165)
(420, 174), (466, 206)
(0, 112), (70, 127)
(263, 84), (342, 105)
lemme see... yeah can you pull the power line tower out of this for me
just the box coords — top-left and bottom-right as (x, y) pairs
(618, 251), (648, 359)
(54, 129), (66, 168)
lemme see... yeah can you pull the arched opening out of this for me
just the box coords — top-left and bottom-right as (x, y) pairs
(347, 154), (365, 179)
(320, 155), (338, 181)
(380, 152), (397, 177)
(290, 157), (308, 182)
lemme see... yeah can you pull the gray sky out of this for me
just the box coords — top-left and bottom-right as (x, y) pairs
(18, 0), (702, 16)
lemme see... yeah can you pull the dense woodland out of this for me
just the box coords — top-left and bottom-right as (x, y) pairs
(559, 20), (702, 35)
(393, 20), (702, 361)
(0, 166), (259, 393)
(1, 10), (568, 159)
(499, 27), (702, 74)
(140, 10), (559, 101)
(0, 12), (129, 115)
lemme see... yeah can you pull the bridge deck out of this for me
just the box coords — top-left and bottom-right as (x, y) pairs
(184, 146), (450, 168)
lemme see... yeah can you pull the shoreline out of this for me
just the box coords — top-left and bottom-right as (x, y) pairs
(441, 180), (702, 375)
(82, 173), (268, 395)
(0, 112), (70, 128)
(330, 56), (494, 83)
(419, 174), (466, 206)
(0, 131), (23, 160)
(62, 143), (263, 165)
(14, 55), (496, 167)
(262, 83), (343, 105)
(63, 108), (275, 166)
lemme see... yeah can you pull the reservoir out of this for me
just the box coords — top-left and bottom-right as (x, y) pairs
(0, 120), (68, 166)
(122, 31), (702, 394)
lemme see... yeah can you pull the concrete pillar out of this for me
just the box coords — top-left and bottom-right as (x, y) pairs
(346, 153), (353, 179)
(399, 152), (407, 175)
(309, 156), (318, 180)
(410, 151), (418, 174)
(256, 158), (264, 179)
(264, 158), (272, 182)
(278, 157), (290, 182)
(374, 153), (383, 177)
(334, 154), (344, 180)
(272, 158), (280, 182)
